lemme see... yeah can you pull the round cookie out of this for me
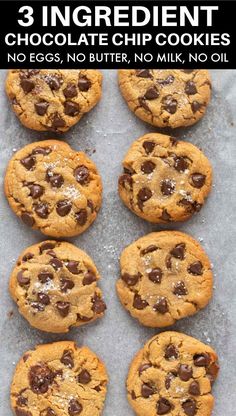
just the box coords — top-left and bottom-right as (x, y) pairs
(4, 140), (102, 237)
(6, 69), (102, 132)
(11, 340), (108, 416)
(127, 331), (219, 416)
(116, 231), (213, 327)
(118, 69), (211, 128)
(9, 240), (106, 333)
(118, 133), (212, 223)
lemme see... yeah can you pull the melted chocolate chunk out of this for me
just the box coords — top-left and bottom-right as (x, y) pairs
(60, 278), (74, 292)
(91, 294), (106, 314)
(28, 184), (44, 199)
(56, 200), (72, 217)
(173, 281), (188, 296)
(162, 95), (177, 114)
(64, 101), (80, 116)
(165, 344), (178, 360)
(136, 69), (152, 78)
(185, 81), (197, 95)
(141, 383), (155, 398)
(35, 101), (49, 116)
(77, 369), (91, 384)
(141, 245), (158, 255)
(144, 87), (159, 100)
(63, 83), (78, 98)
(68, 399), (83, 416)
(138, 363), (152, 375)
(29, 364), (55, 394)
(182, 399), (197, 416)
(157, 398), (172, 414)
(56, 301), (70, 317)
(60, 349), (74, 368)
(133, 294), (148, 310)
(193, 353), (210, 367)
(141, 160), (156, 174)
(161, 179), (175, 196)
(17, 271), (30, 287)
(21, 213), (35, 227)
(153, 297), (169, 314)
(178, 364), (193, 381)
(188, 261), (203, 275)
(191, 173), (206, 188)
(143, 140), (155, 154)
(74, 165), (90, 184)
(75, 209), (88, 226)
(78, 76), (91, 91)
(170, 243), (186, 260)
(20, 78), (35, 93)
(34, 202), (49, 219)
(20, 155), (36, 171)
(38, 271), (54, 283)
(83, 271), (97, 285)
(189, 380), (200, 396)
(148, 268), (163, 284)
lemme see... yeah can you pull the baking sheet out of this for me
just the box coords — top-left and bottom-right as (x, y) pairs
(0, 69), (235, 415)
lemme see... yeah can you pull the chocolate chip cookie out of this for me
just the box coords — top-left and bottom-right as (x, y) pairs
(11, 340), (108, 416)
(118, 133), (212, 223)
(118, 70), (211, 128)
(4, 140), (102, 237)
(9, 240), (106, 333)
(127, 331), (219, 416)
(6, 69), (102, 132)
(116, 231), (213, 327)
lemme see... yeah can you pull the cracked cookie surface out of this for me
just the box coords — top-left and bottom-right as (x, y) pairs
(127, 331), (219, 416)
(11, 341), (108, 416)
(118, 69), (211, 128)
(116, 231), (213, 327)
(4, 140), (102, 237)
(6, 69), (102, 132)
(9, 240), (106, 333)
(118, 133), (212, 223)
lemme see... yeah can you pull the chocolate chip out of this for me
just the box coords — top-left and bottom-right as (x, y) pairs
(161, 179), (175, 196)
(189, 381), (200, 396)
(22, 253), (34, 262)
(60, 350), (74, 368)
(31, 302), (45, 312)
(46, 75), (62, 91)
(35, 101), (49, 116)
(165, 255), (172, 270)
(165, 344), (178, 360)
(157, 398), (172, 414)
(138, 363), (152, 375)
(49, 258), (63, 270)
(206, 362), (219, 385)
(191, 173), (206, 188)
(131, 391), (136, 400)
(185, 81), (197, 95)
(160, 209), (171, 222)
(17, 271), (30, 287)
(173, 281), (188, 296)
(74, 165), (90, 184)
(60, 278), (74, 292)
(83, 271), (97, 285)
(20, 78), (35, 93)
(63, 83), (78, 98)
(148, 268), (163, 284)
(158, 75), (175, 86)
(56, 200), (72, 217)
(143, 141), (155, 154)
(141, 245), (158, 255)
(133, 294), (148, 310)
(178, 198), (202, 213)
(29, 364), (55, 394)
(193, 353), (210, 367)
(188, 261), (203, 275)
(68, 399), (83, 416)
(15, 409), (32, 416)
(37, 292), (50, 305)
(141, 383), (155, 398)
(92, 294), (106, 314)
(78, 76), (91, 91)
(16, 395), (28, 407)
(119, 174), (133, 189)
(46, 172), (64, 188)
(174, 156), (189, 172)
(141, 160), (155, 174)
(137, 187), (152, 206)
(45, 409), (56, 416)
(77, 314), (92, 322)
(121, 272), (140, 286)
(32, 146), (51, 155)
(34, 202), (49, 219)
(20, 156), (35, 170)
(87, 199), (94, 212)
(56, 301), (70, 317)
(66, 261), (80, 274)
(139, 97), (150, 112)
(75, 209), (88, 226)
(77, 369), (91, 384)
(28, 184), (44, 198)
(47, 250), (57, 257)
(182, 70), (194, 73)
(170, 243), (186, 260)
(136, 69), (152, 78)
(51, 113), (66, 129)
(40, 242), (56, 253)
(178, 364), (193, 381)
(165, 372), (177, 389)
(162, 95), (177, 114)
(153, 297), (169, 314)
(38, 271), (53, 283)
(64, 101), (80, 116)
(182, 399), (197, 416)
(144, 87), (159, 100)
(21, 212), (35, 227)
(191, 101), (202, 113)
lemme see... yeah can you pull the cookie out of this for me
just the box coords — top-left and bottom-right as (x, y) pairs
(9, 240), (106, 333)
(6, 69), (102, 132)
(11, 340), (108, 416)
(4, 140), (102, 237)
(118, 69), (211, 128)
(118, 133), (212, 223)
(116, 231), (213, 327)
(127, 331), (219, 416)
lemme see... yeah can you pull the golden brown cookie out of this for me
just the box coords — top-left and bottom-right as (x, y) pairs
(118, 133), (212, 223)
(127, 331), (219, 416)
(9, 240), (106, 333)
(116, 231), (213, 327)
(118, 69), (211, 128)
(11, 340), (108, 416)
(4, 140), (102, 237)
(6, 69), (102, 132)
